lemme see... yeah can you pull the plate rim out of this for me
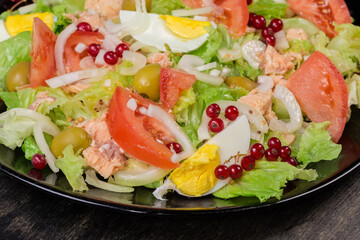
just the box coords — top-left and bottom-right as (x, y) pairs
(0, 158), (359, 216)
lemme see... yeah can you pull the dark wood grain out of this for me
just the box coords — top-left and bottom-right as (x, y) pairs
(0, 167), (359, 240)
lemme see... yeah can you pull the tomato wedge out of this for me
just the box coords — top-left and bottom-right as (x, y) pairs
(288, 0), (351, 38)
(181, 0), (249, 37)
(160, 68), (196, 109)
(29, 18), (57, 88)
(287, 51), (348, 143)
(106, 87), (179, 169)
(64, 31), (104, 73)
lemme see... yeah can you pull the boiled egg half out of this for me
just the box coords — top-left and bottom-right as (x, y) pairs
(119, 10), (210, 53)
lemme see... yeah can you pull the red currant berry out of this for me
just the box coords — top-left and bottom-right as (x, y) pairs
(31, 153), (47, 170)
(214, 165), (229, 180)
(88, 43), (101, 57)
(252, 15), (266, 30)
(241, 156), (256, 171)
(264, 35), (276, 47)
(166, 142), (183, 154)
(77, 22), (92, 32)
(250, 143), (265, 160)
(115, 43), (130, 58)
(27, 168), (42, 180)
(247, 0), (252, 5)
(269, 18), (283, 33)
(281, 157), (298, 167)
(225, 106), (239, 121)
(268, 137), (282, 150)
(206, 103), (221, 118)
(208, 118), (224, 133)
(104, 51), (119, 65)
(229, 164), (243, 179)
(248, 13), (257, 26)
(279, 146), (291, 159)
(261, 27), (274, 38)
(265, 147), (279, 161)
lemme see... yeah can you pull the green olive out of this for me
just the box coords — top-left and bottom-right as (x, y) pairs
(50, 127), (92, 158)
(122, 0), (152, 11)
(225, 76), (256, 91)
(6, 62), (30, 92)
(133, 64), (161, 100)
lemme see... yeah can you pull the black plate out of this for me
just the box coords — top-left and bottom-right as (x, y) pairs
(0, 0), (359, 216)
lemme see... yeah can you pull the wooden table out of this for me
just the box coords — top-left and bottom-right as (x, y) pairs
(0, 167), (359, 239)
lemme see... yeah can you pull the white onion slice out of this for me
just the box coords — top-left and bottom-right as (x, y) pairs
(274, 30), (289, 51)
(33, 120), (61, 173)
(178, 55), (224, 86)
(126, 98), (137, 111)
(79, 56), (97, 70)
(210, 69), (221, 76)
(130, 41), (148, 52)
(195, 62), (217, 72)
(146, 104), (195, 163)
(75, 43), (87, 53)
(85, 170), (134, 193)
(220, 67), (231, 77)
(172, 7), (213, 17)
(257, 75), (274, 92)
(241, 40), (266, 69)
(18, 3), (36, 14)
(55, 24), (77, 75)
(218, 43), (242, 62)
(194, 16), (208, 21)
(117, 11), (150, 39)
(203, 0), (224, 16)
(95, 49), (107, 65)
(102, 35), (117, 51)
(120, 50), (147, 75)
(197, 101), (268, 141)
(269, 85), (303, 133)
(46, 69), (108, 88)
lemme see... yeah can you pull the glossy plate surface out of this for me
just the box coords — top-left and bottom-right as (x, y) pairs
(0, 0), (359, 215)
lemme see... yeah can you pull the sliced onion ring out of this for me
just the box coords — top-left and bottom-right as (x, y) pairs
(269, 85), (303, 133)
(257, 75), (274, 92)
(197, 101), (268, 141)
(146, 104), (195, 163)
(55, 24), (77, 75)
(172, 7), (213, 17)
(120, 50), (147, 75)
(46, 69), (108, 88)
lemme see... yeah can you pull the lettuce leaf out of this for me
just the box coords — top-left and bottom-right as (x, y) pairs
(345, 74), (360, 110)
(286, 39), (314, 55)
(292, 122), (342, 166)
(0, 31), (31, 90)
(213, 160), (318, 202)
(151, 0), (185, 15)
(282, 17), (320, 36)
(55, 145), (88, 192)
(190, 27), (223, 63)
(22, 134), (52, 160)
(248, 0), (288, 19)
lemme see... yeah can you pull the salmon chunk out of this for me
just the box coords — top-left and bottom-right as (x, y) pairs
(259, 46), (294, 75)
(147, 52), (173, 68)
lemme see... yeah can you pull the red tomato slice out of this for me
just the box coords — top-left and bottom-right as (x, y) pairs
(287, 51), (348, 143)
(181, 0), (249, 37)
(29, 18), (57, 88)
(64, 31), (104, 73)
(288, 0), (351, 38)
(106, 87), (179, 169)
(160, 68), (196, 109)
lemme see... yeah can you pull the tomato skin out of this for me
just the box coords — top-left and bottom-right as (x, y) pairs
(181, 0), (249, 37)
(287, 51), (348, 143)
(106, 87), (179, 169)
(160, 68), (196, 109)
(288, 0), (351, 38)
(64, 31), (104, 72)
(29, 18), (57, 88)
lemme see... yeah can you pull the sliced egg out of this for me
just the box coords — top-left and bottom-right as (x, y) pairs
(153, 115), (251, 199)
(5, 12), (54, 37)
(0, 19), (10, 42)
(119, 10), (209, 53)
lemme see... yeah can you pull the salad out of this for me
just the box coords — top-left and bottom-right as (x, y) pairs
(0, 0), (359, 203)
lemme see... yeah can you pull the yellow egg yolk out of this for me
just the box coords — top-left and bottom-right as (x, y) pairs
(170, 144), (220, 196)
(5, 12), (54, 36)
(161, 15), (210, 39)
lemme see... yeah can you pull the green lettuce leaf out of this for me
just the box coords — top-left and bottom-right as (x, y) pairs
(213, 160), (318, 202)
(0, 31), (31, 90)
(55, 145), (88, 192)
(234, 58), (263, 81)
(151, 0), (185, 15)
(190, 27), (223, 63)
(22, 134), (52, 160)
(0, 10), (20, 21)
(282, 17), (320, 36)
(286, 39), (314, 55)
(292, 122), (342, 166)
(248, 0), (288, 19)
(345, 74), (360, 110)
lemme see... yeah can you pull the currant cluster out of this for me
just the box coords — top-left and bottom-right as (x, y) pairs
(206, 103), (239, 133)
(76, 22), (130, 65)
(248, 13), (284, 47)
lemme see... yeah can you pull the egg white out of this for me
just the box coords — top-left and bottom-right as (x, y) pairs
(119, 10), (209, 53)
